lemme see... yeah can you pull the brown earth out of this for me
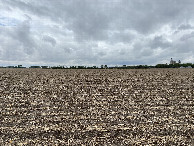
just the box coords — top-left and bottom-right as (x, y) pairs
(0, 68), (193, 145)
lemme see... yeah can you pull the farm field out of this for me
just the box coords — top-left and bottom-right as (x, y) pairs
(0, 68), (193, 145)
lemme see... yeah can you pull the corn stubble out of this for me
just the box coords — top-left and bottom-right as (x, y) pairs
(0, 68), (193, 145)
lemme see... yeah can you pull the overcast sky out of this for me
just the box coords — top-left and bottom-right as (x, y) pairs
(1, 0), (194, 66)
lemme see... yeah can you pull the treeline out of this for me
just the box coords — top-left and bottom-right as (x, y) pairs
(1, 64), (193, 69)
(29, 65), (155, 69)
(155, 63), (193, 68)
(0, 65), (155, 69)
(24, 63), (194, 69)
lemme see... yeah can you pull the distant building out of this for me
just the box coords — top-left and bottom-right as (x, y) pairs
(170, 58), (176, 65)
(18, 65), (26, 68)
(170, 58), (182, 65)
(186, 66), (192, 68)
(180, 66), (192, 68)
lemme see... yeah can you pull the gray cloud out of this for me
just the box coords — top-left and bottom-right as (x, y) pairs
(0, 19), (35, 61)
(178, 24), (194, 30)
(42, 35), (57, 46)
(150, 36), (172, 49)
(0, 0), (194, 66)
(15, 20), (36, 55)
(180, 31), (194, 41)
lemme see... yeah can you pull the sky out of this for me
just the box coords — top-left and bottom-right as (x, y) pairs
(0, 0), (194, 67)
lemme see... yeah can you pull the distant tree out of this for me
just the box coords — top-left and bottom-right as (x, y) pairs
(78, 66), (86, 69)
(155, 64), (169, 68)
(70, 66), (76, 69)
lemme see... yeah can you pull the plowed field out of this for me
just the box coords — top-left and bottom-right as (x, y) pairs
(0, 69), (193, 145)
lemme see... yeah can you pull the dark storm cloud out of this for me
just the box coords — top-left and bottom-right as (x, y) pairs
(1, 0), (194, 66)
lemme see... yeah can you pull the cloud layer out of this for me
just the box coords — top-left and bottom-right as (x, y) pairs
(1, 0), (194, 66)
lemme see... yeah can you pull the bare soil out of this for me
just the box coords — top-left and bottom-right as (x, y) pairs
(0, 69), (193, 145)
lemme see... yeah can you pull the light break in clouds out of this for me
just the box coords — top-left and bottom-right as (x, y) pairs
(1, 0), (194, 66)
